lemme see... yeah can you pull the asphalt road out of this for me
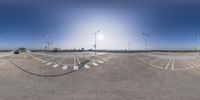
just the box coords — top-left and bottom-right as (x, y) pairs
(1, 52), (200, 100)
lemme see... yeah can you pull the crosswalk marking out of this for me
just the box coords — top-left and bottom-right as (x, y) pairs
(62, 65), (68, 70)
(53, 64), (58, 68)
(84, 65), (90, 69)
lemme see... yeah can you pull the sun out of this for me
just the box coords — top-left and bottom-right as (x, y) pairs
(98, 35), (104, 40)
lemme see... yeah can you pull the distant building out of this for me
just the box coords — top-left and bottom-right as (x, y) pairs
(53, 48), (61, 52)
(18, 48), (26, 52)
(82, 48), (84, 51)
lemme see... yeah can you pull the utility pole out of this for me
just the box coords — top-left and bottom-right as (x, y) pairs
(142, 33), (150, 51)
(92, 30), (100, 56)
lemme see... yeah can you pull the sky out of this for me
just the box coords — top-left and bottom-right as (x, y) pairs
(0, 0), (200, 50)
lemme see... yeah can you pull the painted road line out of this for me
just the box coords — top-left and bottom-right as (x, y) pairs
(55, 57), (65, 64)
(98, 60), (104, 64)
(84, 64), (90, 69)
(77, 57), (80, 65)
(73, 66), (79, 70)
(149, 63), (165, 69)
(186, 59), (199, 67)
(184, 59), (194, 68)
(165, 57), (172, 69)
(53, 64), (59, 68)
(149, 58), (160, 64)
(103, 59), (108, 62)
(58, 57), (66, 64)
(73, 56), (79, 70)
(62, 65), (68, 70)
(171, 58), (175, 70)
(74, 56), (76, 66)
(46, 62), (52, 65)
(92, 62), (98, 66)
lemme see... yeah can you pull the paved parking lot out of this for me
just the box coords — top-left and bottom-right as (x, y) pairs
(133, 53), (200, 70)
(1, 52), (200, 100)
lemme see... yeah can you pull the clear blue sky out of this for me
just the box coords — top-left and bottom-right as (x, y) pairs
(0, 0), (199, 50)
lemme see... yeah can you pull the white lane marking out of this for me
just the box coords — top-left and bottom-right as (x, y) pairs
(184, 59), (194, 68)
(103, 59), (108, 62)
(62, 65), (68, 70)
(73, 66), (79, 70)
(92, 63), (98, 66)
(53, 64), (59, 68)
(74, 56), (76, 66)
(46, 62), (52, 65)
(149, 64), (165, 69)
(171, 58), (175, 70)
(58, 57), (66, 64)
(55, 57), (65, 63)
(165, 57), (172, 69)
(77, 57), (80, 65)
(186, 59), (199, 67)
(149, 58), (160, 64)
(84, 65), (90, 69)
(98, 60), (104, 64)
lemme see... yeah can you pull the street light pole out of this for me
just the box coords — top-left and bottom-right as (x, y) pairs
(198, 33), (200, 55)
(0, 32), (2, 49)
(142, 33), (150, 51)
(45, 35), (53, 52)
(92, 30), (100, 56)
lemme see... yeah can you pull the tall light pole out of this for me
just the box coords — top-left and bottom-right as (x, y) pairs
(92, 30), (100, 55)
(0, 32), (2, 50)
(142, 33), (150, 51)
(45, 35), (53, 52)
(198, 33), (200, 55)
